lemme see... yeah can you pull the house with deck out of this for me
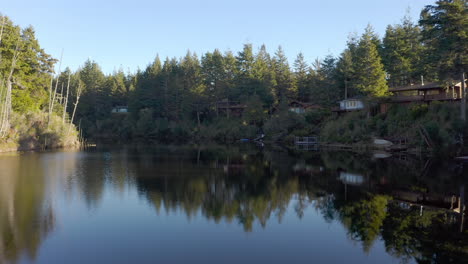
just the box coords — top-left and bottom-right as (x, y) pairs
(389, 81), (464, 104)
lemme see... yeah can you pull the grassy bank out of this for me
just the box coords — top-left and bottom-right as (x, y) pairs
(0, 112), (80, 152)
(80, 102), (466, 156)
(319, 102), (466, 154)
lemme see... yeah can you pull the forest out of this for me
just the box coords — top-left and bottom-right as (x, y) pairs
(0, 0), (466, 151)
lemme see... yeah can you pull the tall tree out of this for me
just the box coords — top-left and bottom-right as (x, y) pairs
(353, 25), (389, 97)
(273, 46), (295, 101)
(419, 0), (468, 120)
(235, 44), (255, 98)
(252, 44), (275, 105)
(336, 49), (354, 99)
(293, 52), (309, 102)
(382, 15), (424, 86)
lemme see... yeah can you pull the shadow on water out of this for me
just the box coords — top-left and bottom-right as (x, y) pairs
(0, 144), (467, 263)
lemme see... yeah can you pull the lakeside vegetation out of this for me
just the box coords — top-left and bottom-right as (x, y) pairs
(0, 0), (466, 152)
(0, 16), (80, 151)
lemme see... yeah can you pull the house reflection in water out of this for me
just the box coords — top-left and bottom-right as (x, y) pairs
(339, 171), (365, 186)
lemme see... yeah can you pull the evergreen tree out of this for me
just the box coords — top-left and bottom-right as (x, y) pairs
(336, 49), (354, 99)
(353, 25), (388, 97)
(293, 52), (309, 102)
(420, 0), (468, 120)
(235, 44), (255, 98)
(419, 0), (467, 81)
(382, 15), (424, 86)
(273, 46), (295, 101)
(252, 44), (275, 105)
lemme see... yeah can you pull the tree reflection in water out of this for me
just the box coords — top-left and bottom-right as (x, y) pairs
(0, 145), (466, 263)
(0, 154), (55, 264)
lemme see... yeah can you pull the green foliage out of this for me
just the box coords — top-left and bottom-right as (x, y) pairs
(382, 15), (425, 86)
(419, 0), (468, 80)
(2, 4), (465, 147)
(322, 102), (465, 153)
(197, 118), (257, 142)
(353, 26), (389, 97)
(6, 112), (79, 150)
(264, 105), (306, 141)
(321, 111), (371, 143)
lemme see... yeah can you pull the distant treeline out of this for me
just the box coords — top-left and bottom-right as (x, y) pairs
(0, 0), (466, 144)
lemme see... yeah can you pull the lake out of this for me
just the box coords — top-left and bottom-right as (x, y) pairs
(0, 144), (467, 264)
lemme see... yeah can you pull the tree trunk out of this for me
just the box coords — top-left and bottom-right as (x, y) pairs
(49, 50), (63, 126)
(0, 41), (20, 138)
(62, 73), (70, 123)
(68, 83), (82, 135)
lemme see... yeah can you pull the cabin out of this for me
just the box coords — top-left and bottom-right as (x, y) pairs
(389, 81), (464, 104)
(333, 98), (365, 113)
(288, 101), (321, 114)
(216, 99), (246, 117)
(111, 106), (129, 114)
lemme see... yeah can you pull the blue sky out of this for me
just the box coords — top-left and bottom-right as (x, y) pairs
(3, 0), (433, 74)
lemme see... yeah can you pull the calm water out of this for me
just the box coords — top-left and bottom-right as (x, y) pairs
(0, 145), (467, 264)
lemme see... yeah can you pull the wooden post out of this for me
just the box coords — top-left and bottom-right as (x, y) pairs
(460, 185), (465, 233)
(344, 79), (348, 100)
(461, 72), (466, 122)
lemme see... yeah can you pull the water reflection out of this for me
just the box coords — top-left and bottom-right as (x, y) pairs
(0, 154), (55, 264)
(0, 145), (467, 264)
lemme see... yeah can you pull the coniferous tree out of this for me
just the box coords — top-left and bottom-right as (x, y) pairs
(235, 44), (255, 98)
(293, 52), (309, 102)
(336, 49), (354, 99)
(382, 15), (424, 86)
(252, 44), (275, 105)
(273, 46), (295, 101)
(353, 26), (388, 97)
(419, 0), (468, 120)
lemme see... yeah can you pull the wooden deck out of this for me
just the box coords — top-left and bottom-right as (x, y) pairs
(391, 93), (460, 103)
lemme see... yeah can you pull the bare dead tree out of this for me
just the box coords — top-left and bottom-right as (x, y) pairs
(68, 82), (82, 135)
(47, 75), (53, 122)
(62, 72), (70, 123)
(0, 40), (21, 138)
(48, 49), (63, 126)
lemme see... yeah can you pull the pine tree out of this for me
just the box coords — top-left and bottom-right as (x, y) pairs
(353, 25), (388, 97)
(293, 52), (309, 102)
(420, 0), (468, 120)
(273, 46), (295, 101)
(336, 49), (354, 99)
(252, 44), (275, 104)
(382, 15), (424, 86)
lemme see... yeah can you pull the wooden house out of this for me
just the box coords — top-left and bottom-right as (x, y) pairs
(288, 100), (321, 114)
(332, 98), (365, 113)
(389, 81), (464, 104)
(216, 99), (246, 117)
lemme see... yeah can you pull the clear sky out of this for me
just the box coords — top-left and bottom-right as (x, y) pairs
(2, 0), (434, 74)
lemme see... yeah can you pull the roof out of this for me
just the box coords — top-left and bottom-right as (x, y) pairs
(340, 97), (364, 102)
(288, 100), (322, 109)
(389, 81), (465, 92)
